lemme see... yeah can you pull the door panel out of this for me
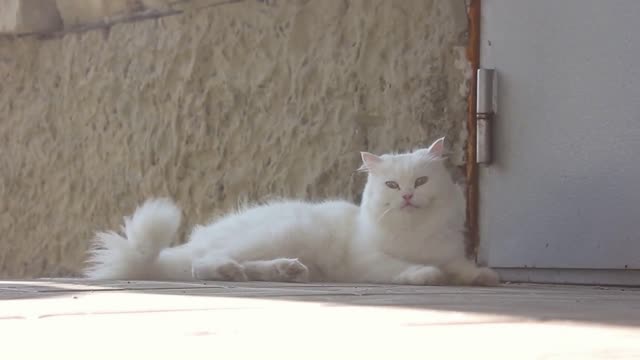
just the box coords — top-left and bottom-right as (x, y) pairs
(478, 0), (640, 279)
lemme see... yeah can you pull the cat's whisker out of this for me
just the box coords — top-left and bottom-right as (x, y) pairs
(377, 207), (393, 223)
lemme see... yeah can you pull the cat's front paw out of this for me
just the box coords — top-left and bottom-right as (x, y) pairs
(472, 267), (500, 286)
(274, 258), (310, 282)
(397, 266), (446, 286)
(192, 257), (248, 282)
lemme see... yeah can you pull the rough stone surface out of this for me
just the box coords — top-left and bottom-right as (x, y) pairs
(139, 0), (173, 11)
(0, 0), (470, 278)
(0, 0), (62, 34)
(55, 0), (143, 27)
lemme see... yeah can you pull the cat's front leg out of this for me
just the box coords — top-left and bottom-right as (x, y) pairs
(359, 252), (446, 285)
(191, 254), (248, 281)
(242, 258), (310, 282)
(442, 258), (500, 286)
(393, 265), (447, 286)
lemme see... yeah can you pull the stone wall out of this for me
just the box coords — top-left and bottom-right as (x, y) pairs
(0, 0), (471, 278)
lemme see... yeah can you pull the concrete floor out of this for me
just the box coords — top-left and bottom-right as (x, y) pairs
(1, 279), (639, 359)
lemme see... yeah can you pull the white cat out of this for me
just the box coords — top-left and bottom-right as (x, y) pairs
(85, 137), (499, 286)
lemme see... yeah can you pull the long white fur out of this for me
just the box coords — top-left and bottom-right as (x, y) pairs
(85, 137), (499, 286)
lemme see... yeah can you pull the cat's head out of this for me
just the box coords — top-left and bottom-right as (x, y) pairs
(359, 137), (456, 219)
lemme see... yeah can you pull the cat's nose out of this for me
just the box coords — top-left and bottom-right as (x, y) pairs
(402, 193), (414, 201)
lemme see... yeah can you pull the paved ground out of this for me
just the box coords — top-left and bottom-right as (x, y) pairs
(1, 279), (639, 359)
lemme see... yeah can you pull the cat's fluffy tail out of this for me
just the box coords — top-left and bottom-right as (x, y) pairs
(85, 198), (184, 280)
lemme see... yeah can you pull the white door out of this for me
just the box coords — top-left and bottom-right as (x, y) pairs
(478, 0), (640, 285)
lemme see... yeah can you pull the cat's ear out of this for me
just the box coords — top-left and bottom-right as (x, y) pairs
(427, 137), (446, 157)
(414, 137), (446, 159)
(359, 152), (382, 172)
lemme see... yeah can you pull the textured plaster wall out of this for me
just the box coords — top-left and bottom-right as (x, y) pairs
(0, 0), (470, 278)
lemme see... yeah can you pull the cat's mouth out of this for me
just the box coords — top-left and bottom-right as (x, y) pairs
(400, 202), (419, 209)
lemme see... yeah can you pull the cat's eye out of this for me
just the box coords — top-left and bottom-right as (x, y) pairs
(385, 181), (400, 190)
(414, 176), (429, 188)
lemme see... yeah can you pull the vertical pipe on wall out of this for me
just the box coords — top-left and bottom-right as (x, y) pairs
(466, 0), (481, 259)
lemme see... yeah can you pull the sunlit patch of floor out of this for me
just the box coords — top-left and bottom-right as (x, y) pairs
(1, 280), (639, 358)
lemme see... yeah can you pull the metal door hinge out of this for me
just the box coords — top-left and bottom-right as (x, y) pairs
(476, 68), (496, 165)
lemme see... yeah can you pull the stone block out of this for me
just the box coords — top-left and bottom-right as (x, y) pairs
(140, 0), (174, 11)
(0, 0), (62, 34)
(55, 0), (143, 27)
